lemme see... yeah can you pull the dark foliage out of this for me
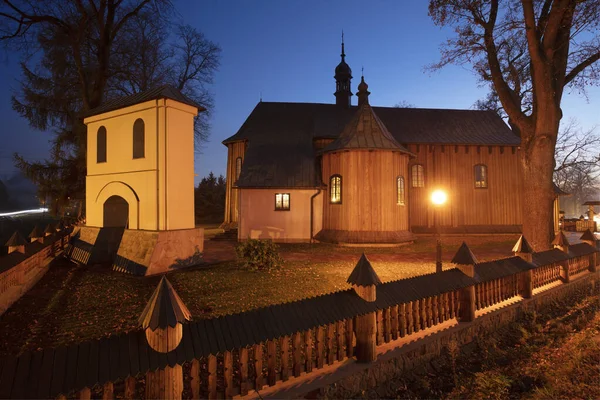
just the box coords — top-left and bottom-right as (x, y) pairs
(194, 172), (225, 224)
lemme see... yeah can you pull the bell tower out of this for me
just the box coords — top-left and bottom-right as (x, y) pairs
(334, 32), (352, 108)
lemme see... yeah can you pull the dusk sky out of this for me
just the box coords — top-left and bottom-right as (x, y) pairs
(0, 1), (598, 184)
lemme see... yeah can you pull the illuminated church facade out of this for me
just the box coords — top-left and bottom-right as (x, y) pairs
(222, 39), (524, 243)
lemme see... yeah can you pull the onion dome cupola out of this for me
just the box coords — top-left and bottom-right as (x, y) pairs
(334, 32), (353, 108)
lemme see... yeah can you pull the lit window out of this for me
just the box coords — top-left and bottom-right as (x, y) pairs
(330, 175), (342, 204)
(411, 165), (424, 188)
(474, 164), (488, 188)
(275, 193), (290, 211)
(133, 118), (145, 159)
(97, 126), (107, 163)
(236, 157), (242, 180)
(397, 176), (405, 205)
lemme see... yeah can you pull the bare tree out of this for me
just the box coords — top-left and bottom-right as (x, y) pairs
(429, 0), (600, 250)
(394, 100), (416, 108)
(1, 1), (220, 213)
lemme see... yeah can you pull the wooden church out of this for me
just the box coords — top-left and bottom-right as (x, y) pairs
(222, 38), (523, 243)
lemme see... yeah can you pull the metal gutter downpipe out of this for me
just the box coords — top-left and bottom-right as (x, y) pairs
(310, 189), (322, 243)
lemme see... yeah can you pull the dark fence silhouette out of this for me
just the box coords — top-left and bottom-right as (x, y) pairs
(0, 230), (598, 399)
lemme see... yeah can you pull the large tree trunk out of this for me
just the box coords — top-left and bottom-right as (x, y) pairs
(520, 119), (559, 251)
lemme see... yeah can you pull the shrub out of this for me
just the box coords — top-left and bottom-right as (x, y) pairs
(472, 371), (511, 400)
(236, 239), (283, 271)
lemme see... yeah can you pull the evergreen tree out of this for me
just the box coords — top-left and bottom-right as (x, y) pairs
(195, 172), (226, 224)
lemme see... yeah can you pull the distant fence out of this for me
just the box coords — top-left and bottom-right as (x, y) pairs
(0, 224), (73, 316)
(0, 232), (598, 399)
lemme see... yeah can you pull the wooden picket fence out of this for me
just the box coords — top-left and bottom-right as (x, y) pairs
(0, 234), (598, 399)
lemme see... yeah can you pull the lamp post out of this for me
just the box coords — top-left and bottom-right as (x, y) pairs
(431, 189), (447, 273)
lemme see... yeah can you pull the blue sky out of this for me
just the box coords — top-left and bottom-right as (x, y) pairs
(0, 0), (598, 184)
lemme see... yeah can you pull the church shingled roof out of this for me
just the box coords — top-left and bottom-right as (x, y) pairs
(139, 276), (192, 330)
(512, 235), (534, 253)
(5, 231), (27, 247)
(224, 102), (520, 189)
(321, 102), (413, 154)
(84, 85), (204, 118)
(551, 230), (570, 246)
(347, 253), (382, 286)
(451, 242), (479, 265)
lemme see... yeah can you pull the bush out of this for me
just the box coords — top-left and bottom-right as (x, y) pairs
(472, 371), (511, 400)
(236, 239), (283, 271)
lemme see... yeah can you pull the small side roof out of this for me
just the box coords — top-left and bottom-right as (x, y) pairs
(580, 229), (597, 242)
(139, 276), (192, 330)
(29, 225), (43, 239)
(321, 102), (412, 154)
(347, 253), (382, 286)
(84, 85), (204, 118)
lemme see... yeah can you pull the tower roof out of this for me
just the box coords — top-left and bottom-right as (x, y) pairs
(139, 276), (192, 330)
(551, 230), (570, 246)
(334, 32), (352, 78)
(347, 253), (382, 286)
(5, 231), (27, 247)
(321, 102), (413, 154)
(580, 229), (597, 242)
(29, 225), (44, 239)
(512, 235), (534, 253)
(451, 242), (479, 265)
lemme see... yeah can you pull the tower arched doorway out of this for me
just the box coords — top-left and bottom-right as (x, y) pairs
(103, 195), (129, 228)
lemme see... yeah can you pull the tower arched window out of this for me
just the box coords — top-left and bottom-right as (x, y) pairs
(411, 164), (424, 188)
(330, 175), (342, 204)
(397, 176), (405, 205)
(133, 118), (145, 159)
(235, 157), (242, 180)
(474, 164), (488, 188)
(97, 126), (107, 163)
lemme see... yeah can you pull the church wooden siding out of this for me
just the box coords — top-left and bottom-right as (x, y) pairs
(406, 144), (523, 232)
(223, 141), (246, 225)
(321, 151), (410, 233)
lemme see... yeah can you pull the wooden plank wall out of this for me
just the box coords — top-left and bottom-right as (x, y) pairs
(223, 141), (246, 225)
(321, 151), (410, 232)
(406, 144), (523, 229)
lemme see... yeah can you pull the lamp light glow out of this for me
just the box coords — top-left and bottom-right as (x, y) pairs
(431, 190), (447, 206)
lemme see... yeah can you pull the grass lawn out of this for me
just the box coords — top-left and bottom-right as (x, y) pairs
(0, 233), (519, 355)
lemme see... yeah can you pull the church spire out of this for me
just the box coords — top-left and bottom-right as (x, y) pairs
(334, 31), (352, 108)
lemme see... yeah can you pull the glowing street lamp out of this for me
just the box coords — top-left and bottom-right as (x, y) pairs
(431, 189), (447, 273)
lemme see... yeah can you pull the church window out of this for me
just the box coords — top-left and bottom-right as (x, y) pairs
(97, 126), (107, 163)
(275, 193), (290, 211)
(133, 118), (145, 159)
(330, 175), (342, 204)
(235, 157), (242, 180)
(474, 164), (488, 188)
(411, 165), (424, 188)
(397, 176), (405, 205)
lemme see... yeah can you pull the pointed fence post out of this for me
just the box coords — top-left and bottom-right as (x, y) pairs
(580, 230), (597, 272)
(347, 253), (381, 363)
(29, 226), (44, 244)
(512, 235), (534, 298)
(139, 276), (191, 400)
(552, 231), (571, 283)
(5, 231), (27, 254)
(451, 242), (477, 322)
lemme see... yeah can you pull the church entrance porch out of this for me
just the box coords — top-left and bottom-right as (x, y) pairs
(103, 195), (129, 228)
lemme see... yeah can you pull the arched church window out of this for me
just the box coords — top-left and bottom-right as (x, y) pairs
(411, 165), (424, 188)
(330, 175), (342, 204)
(397, 176), (405, 205)
(133, 119), (145, 159)
(474, 164), (488, 188)
(97, 126), (107, 163)
(235, 157), (242, 180)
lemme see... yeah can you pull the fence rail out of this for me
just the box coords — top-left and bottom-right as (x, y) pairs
(0, 232), (598, 399)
